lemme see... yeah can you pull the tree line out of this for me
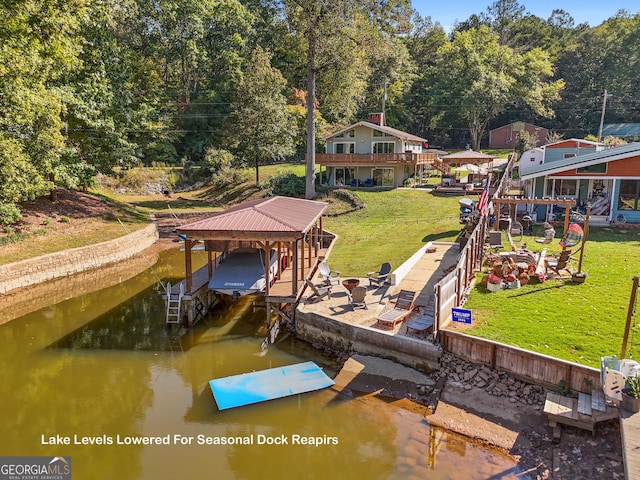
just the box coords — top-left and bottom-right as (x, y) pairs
(1, 0), (639, 220)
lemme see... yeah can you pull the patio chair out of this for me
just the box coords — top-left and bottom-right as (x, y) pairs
(318, 261), (341, 286)
(348, 286), (367, 310)
(304, 279), (332, 303)
(367, 262), (392, 288)
(406, 295), (435, 337)
(376, 289), (416, 329)
(545, 249), (572, 277)
(510, 220), (524, 242)
(535, 223), (556, 244)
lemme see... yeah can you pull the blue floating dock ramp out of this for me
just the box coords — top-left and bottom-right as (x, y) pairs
(209, 361), (335, 410)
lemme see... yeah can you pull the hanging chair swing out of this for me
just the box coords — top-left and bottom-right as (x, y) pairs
(559, 222), (584, 250)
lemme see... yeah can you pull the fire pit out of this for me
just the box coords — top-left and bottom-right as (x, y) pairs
(342, 278), (360, 292)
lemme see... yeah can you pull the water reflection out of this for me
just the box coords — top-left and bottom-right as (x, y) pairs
(0, 248), (525, 480)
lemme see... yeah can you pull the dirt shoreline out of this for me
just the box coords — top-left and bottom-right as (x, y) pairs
(333, 354), (624, 480)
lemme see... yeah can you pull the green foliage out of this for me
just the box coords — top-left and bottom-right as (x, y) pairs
(515, 131), (540, 156)
(558, 379), (570, 395)
(331, 189), (365, 209)
(424, 26), (564, 150)
(260, 172), (305, 197)
(59, 216), (71, 223)
(99, 168), (176, 194)
(209, 165), (251, 189)
(626, 376), (640, 399)
(226, 46), (296, 184)
(202, 148), (236, 178)
(0, 203), (22, 226)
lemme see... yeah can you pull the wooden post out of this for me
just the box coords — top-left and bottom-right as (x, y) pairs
(292, 240), (299, 296)
(264, 241), (271, 296)
(185, 239), (193, 293)
(563, 205), (570, 236)
(621, 276), (639, 359)
(577, 206), (591, 273)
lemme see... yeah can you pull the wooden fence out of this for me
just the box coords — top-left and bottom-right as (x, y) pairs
(439, 330), (602, 393)
(431, 155), (603, 395)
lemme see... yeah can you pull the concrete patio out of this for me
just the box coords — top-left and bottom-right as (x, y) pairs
(295, 242), (461, 370)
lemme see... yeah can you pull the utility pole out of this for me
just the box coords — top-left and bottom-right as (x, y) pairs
(381, 82), (387, 126)
(597, 90), (612, 142)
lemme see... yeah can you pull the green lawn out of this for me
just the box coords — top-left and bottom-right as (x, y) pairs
(322, 189), (463, 277)
(463, 227), (640, 366)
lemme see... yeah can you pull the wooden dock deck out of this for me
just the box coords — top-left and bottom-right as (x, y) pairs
(167, 248), (327, 303)
(621, 409), (640, 480)
(543, 391), (619, 438)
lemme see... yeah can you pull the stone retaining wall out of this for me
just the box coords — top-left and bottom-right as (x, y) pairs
(0, 224), (158, 295)
(295, 310), (442, 371)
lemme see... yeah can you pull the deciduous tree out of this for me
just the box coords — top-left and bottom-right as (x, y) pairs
(226, 46), (296, 186)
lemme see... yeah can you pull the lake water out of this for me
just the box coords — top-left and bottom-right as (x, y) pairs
(0, 248), (525, 479)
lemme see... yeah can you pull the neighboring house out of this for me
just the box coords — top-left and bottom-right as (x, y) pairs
(489, 121), (548, 149)
(315, 118), (435, 188)
(518, 138), (605, 177)
(601, 123), (640, 139)
(519, 142), (640, 224)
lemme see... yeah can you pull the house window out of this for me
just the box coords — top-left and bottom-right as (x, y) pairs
(372, 168), (394, 186)
(335, 143), (355, 154)
(372, 130), (387, 137)
(577, 164), (607, 174)
(618, 180), (640, 211)
(546, 179), (577, 197)
(343, 130), (355, 138)
(373, 142), (395, 154)
(563, 153), (576, 159)
(335, 167), (355, 186)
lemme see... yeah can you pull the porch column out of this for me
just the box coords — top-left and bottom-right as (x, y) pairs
(185, 239), (194, 293)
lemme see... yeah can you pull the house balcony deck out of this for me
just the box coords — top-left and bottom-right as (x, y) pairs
(312, 152), (437, 166)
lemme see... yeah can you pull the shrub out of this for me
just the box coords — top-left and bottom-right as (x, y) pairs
(260, 172), (305, 197)
(332, 188), (364, 209)
(59, 216), (71, 223)
(0, 202), (22, 226)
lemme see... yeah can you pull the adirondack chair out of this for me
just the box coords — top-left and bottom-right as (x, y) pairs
(348, 286), (367, 310)
(376, 290), (416, 329)
(545, 249), (572, 276)
(367, 262), (392, 288)
(304, 279), (332, 303)
(318, 261), (341, 286)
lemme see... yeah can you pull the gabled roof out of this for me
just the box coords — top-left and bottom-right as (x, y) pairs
(324, 121), (427, 143)
(177, 196), (328, 237)
(520, 142), (640, 180)
(440, 150), (495, 164)
(602, 123), (640, 137)
(489, 121), (547, 132)
(544, 138), (603, 149)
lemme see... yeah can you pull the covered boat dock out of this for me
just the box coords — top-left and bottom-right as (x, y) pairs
(173, 196), (331, 326)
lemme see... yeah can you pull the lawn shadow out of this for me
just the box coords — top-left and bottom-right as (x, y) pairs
(501, 282), (572, 297)
(422, 230), (462, 242)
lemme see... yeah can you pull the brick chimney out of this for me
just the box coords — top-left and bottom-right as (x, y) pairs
(368, 112), (384, 126)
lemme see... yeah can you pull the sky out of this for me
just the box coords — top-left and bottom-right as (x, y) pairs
(412, 1), (637, 32)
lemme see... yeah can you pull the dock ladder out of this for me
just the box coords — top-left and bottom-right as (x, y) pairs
(166, 282), (184, 325)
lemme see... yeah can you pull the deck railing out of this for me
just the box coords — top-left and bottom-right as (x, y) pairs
(312, 152), (436, 165)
